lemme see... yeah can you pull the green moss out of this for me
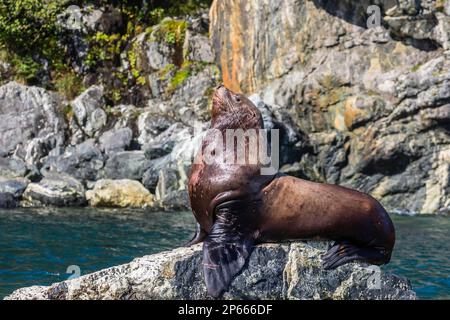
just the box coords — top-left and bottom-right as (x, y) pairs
(169, 68), (190, 92)
(112, 89), (122, 104)
(157, 19), (188, 47)
(127, 43), (145, 84)
(54, 71), (85, 100)
(159, 63), (176, 80)
(411, 63), (422, 72)
(63, 104), (74, 122)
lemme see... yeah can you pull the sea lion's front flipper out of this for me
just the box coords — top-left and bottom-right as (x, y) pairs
(202, 200), (254, 298)
(184, 222), (206, 246)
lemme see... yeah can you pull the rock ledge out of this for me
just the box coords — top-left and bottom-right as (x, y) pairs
(4, 241), (416, 300)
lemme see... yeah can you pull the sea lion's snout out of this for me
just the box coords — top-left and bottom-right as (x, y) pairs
(213, 84), (228, 101)
(211, 84), (231, 118)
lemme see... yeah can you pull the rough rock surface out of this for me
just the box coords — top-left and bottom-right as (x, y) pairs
(0, 192), (17, 208)
(210, 0), (450, 214)
(86, 179), (154, 208)
(43, 139), (104, 182)
(0, 2), (449, 214)
(0, 82), (66, 164)
(0, 157), (28, 178)
(0, 177), (29, 198)
(70, 85), (107, 138)
(22, 173), (86, 207)
(4, 242), (416, 300)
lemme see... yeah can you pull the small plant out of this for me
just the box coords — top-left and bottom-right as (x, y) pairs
(165, 32), (177, 45)
(85, 32), (124, 68)
(54, 71), (84, 100)
(63, 104), (74, 122)
(167, 60), (192, 93)
(12, 55), (41, 84)
(0, 0), (68, 84)
(159, 19), (188, 47)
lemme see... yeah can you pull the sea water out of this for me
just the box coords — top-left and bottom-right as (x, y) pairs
(0, 208), (448, 299)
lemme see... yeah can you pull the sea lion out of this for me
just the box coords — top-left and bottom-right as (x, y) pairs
(188, 85), (395, 298)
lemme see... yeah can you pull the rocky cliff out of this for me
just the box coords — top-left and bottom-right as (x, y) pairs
(0, 1), (449, 214)
(4, 241), (416, 300)
(210, 0), (450, 214)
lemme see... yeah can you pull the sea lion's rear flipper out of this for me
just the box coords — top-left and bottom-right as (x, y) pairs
(185, 222), (207, 246)
(202, 200), (254, 298)
(322, 241), (390, 270)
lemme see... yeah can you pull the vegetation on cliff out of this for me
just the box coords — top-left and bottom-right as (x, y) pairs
(0, 0), (212, 102)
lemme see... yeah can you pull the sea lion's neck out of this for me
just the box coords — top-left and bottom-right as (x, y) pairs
(211, 111), (264, 131)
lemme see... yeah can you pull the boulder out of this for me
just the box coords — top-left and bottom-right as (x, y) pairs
(103, 151), (151, 180)
(154, 164), (190, 211)
(137, 113), (174, 146)
(133, 18), (182, 73)
(4, 242), (416, 300)
(170, 65), (221, 122)
(99, 127), (133, 155)
(57, 6), (123, 73)
(0, 192), (17, 208)
(86, 179), (154, 208)
(0, 82), (66, 163)
(0, 177), (29, 198)
(70, 85), (107, 138)
(142, 123), (204, 210)
(0, 157), (28, 178)
(22, 173), (86, 207)
(43, 139), (104, 182)
(183, 31), (214, 63)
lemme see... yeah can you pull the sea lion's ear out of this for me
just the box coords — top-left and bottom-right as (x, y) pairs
(202, 200), (253, 298)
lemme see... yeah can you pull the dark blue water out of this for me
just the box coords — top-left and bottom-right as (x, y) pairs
(0, 208), (448, 299)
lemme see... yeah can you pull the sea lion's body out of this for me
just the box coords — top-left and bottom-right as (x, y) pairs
(188, 85), (395, 298)
(259, 175), (394, 250)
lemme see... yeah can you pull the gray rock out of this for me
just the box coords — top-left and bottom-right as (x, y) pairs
(57, 6), (124, 72)
(183, 31), (214, 63)
(142, 123), (203, 210)
(103, 151), (151, 180)
(154, 162), (190, 211)
(43, 139), (104, 182)
(0, 82), (66, 163)
(71, 85), (107, 138)
(142, 156), (170, 193)
(170, 65), (221, 122)
(0, 192), (17, 208)
(0, 177), (29, 198)
(0, 157), (27, 178)
(187, 11), (209, 34)
(137, 113), (173, 146)
(141, 122), (187, 157)
(4, 242), (416, 300)
(99, 127), (133, 155)
(22, 173), (86, 207)
(143, 143), (174, 160)
(134, 24), (175, 73)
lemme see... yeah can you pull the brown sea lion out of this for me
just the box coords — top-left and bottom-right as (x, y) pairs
(188, 85), (395, 298)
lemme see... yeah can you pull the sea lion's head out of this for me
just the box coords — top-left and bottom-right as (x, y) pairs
(211, 84), (263, 129)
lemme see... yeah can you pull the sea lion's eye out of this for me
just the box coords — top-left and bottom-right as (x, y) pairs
(235, 95), (241, 103)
